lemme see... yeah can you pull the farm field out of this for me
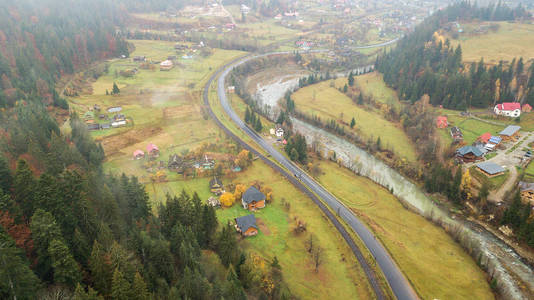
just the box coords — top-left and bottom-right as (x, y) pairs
(448, 22), (534, 64)
(292, 80), (417, 162)
(315, 159), (494, 300)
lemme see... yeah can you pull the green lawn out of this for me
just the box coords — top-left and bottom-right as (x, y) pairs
(292, 80), (417, 162)
(316, 159), (494, 300)
(441, 114), (505, 145)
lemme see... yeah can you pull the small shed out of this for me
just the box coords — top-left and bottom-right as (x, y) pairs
(160, 60), (173, 71)
(476, 162), (505, 177)
(168, 154), (183, 171)
(488, 136), (502, 145)
(235, 214), (258, 236)
(242, 186), (266, 211)
(133, 150), (145, 160)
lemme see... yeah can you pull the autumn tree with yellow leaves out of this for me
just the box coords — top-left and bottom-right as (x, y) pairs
(220, 192), (236, 207)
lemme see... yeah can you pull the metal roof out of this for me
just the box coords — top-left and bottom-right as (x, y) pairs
(488, 136), (502, 144)
(476, 162), (505, 175)
(456, 146), (483, 157)
(499, 125), (521, 136)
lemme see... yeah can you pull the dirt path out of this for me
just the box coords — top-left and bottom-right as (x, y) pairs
(219, 0), (236, 25)
(488, 166), (517, 203)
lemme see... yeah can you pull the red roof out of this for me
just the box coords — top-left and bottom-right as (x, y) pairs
(522, 104), (532, 111)
(436, 116), (448, 128)
(478, 132), (491, 143)
(147, 143), (159, 152)
(133, 150), (144, 157)
(496, 102), (521, 111)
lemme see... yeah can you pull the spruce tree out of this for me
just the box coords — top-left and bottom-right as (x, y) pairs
(348, 71), (354, 86)
(49, 239), (81, 286)
(111, 268), (130, 300)
(131, 272), (149, 300)
(0, 154), (12, 193)
(30, 209), (63, 279)
(245, 107), (251, 123)
(14, 159), (36, 218)
(350, 117), (356, 128)
(89, 241), (112, 295)
(255, 118), (263, 132)
(112, 82), (120, 95)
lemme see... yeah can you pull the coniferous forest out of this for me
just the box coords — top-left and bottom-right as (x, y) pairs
(376, 1), (534, 109)
(0, 1), (289, 299)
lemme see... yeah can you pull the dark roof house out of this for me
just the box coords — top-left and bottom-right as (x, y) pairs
(456, 146), (484, 162)
(235, 214), (258, 236)
(499, 125), (521, 137)
(450, 126), (463, 141)
(168, 154), (183, 170)
(241, 186), (266, 210)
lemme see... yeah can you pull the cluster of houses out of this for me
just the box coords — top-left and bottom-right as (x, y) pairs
(85, 105), (128, 131)
(234, 186), (267, 237)
(455, 125), (521, 165)
(167, 154), (216, 174)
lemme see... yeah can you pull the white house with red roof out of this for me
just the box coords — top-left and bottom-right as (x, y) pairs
(494, 102), (521, 117)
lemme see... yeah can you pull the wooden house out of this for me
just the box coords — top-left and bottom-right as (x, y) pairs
(242, 186), (266, 211)
(436, 116), (448, 128)
(499, 125), (521, 141)
(160, 60), (173, 71)
(209, 177), (224, 195)
(168, 154), (183, 171)
(450, 126), (463, 142)
(235, 214), (258, 237)
(456, 146), (483, 163)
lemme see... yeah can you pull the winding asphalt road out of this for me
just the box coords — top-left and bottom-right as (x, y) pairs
(204, 52), (418, 300)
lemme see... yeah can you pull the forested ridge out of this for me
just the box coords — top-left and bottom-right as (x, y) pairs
(377, 1), (534, 109)
(0, 1), (290, 299)
(0, 0), (128, 108)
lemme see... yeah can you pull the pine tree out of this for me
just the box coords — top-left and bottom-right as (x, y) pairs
(350, 117), (356, 128)
(14, 159), (36, 218)
(343, 84), (348, 93)
(111, 268), (130, 300)
(245, 107), (251, 123)
(131, 272), (149, 300)
(0, 154), (12, 193)
(112, 82), (120, 95)
(49, 238), (81, 286)
(255, 117), (263, 132)
(0, 229), (41, 299)
(89, 241), (112, 295)
(348, 71), (354, 86)
(74, 284), (104, 300)
(30, 209), (62, 279)
(290, 148), (299, 162)
(358, 93), (363, 105)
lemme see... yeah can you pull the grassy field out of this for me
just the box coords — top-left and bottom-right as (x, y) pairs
(315, 159), (494, 300)
(292, 80), (417, 162)
(449, 22), (534, 64)
(471, 166), (510, 191)
(353, 72), (400, 109)
(436, 110), (506, 145)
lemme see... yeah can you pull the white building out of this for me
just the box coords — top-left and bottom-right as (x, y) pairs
(494, 102), (521, 118)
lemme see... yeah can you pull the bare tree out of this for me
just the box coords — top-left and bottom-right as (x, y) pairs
(313, 246), (323, 273)
(306, 234), (314, 253)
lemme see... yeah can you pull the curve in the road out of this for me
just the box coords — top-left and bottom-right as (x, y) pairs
(204, 53), (418, 300)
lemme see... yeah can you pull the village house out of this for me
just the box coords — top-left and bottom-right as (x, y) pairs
(242, 186), (266, 211)
(456, 145), (484, 163)
(477, 132), (492, 144)
(160, 60), (173, 71)
(518, 181), (534, 205)
(168, 154), (184, 171)
(100, 123), (111, 130)
(133, 56), (146, 62)
(499, 125), (521, 141)
(87, 123), (100, 131)
(133, 150), (144, 160)
(494, 102), (521, 118)
(436, 116), (448, 128)
(235, 214), (258, 237)
(476, 161), (505, 177)
(522, 104), (532, 113)
(227, 86), (235, 93)
(209, 177), (224, 195)
(202, 155), (215, 170)
(147, 143), (160, 158)
(111, 120), (126, 128)
(113, 114), (126, 121)
(107, 106), (122, 113)
(450, 126), (463, 142)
